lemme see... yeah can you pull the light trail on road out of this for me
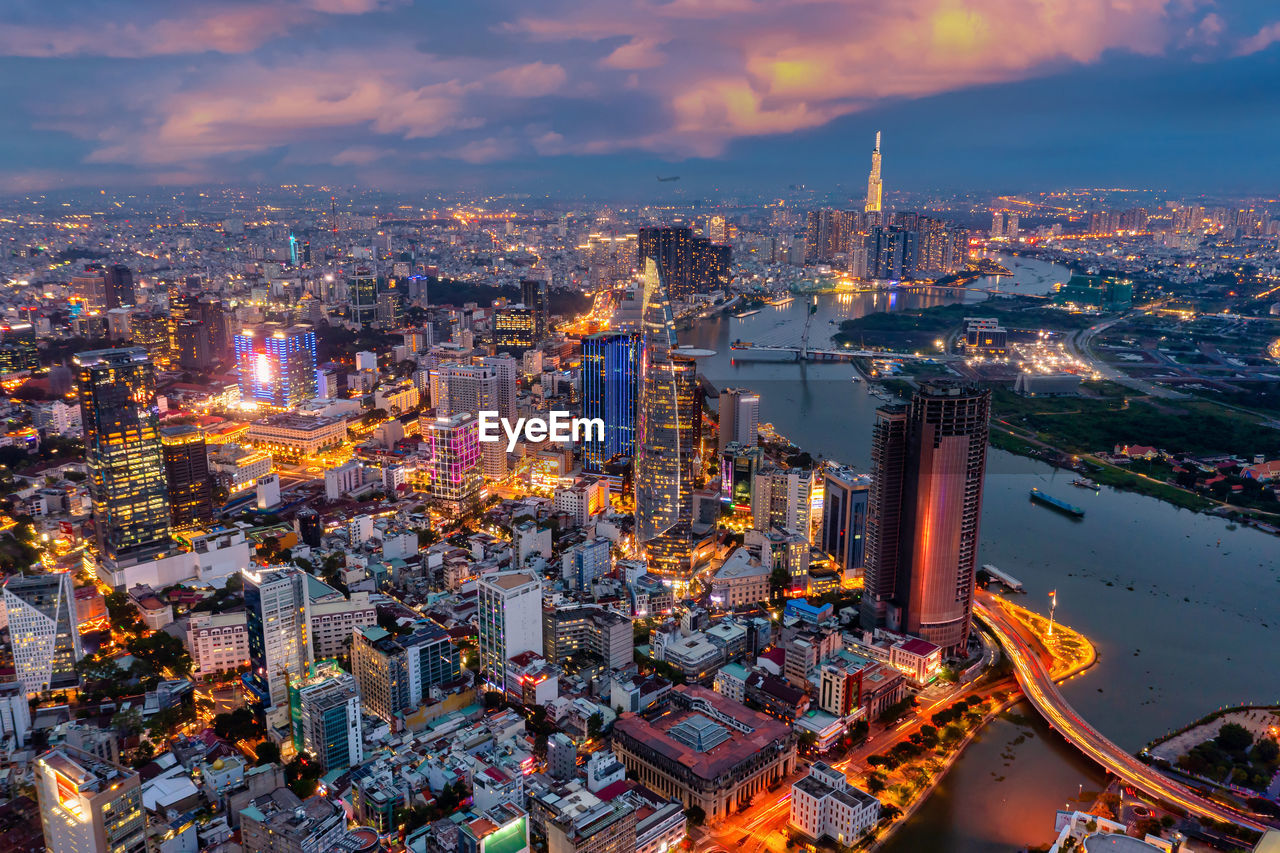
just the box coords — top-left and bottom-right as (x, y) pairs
(975, 598), (1270, 834)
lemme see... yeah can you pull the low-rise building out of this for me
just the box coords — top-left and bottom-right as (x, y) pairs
(188, 612), (250, 676)
(789, 762), (879, 846)
(708, 548), (768, 609)
(611, 685), (796, 823)
(247, 414), (347, 462)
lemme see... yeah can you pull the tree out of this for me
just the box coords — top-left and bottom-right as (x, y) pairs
(212, 708), (264, 743)
(112, 708), (144, 738)
(865, 772), (887, 794)
(684, 805), (706, 826)
(1216, 722), (1253, 753)
(769, 567), (791, 603)
(1254, 737), (1279, 764)
(587, 712), (604, 740)
(255, 742), (282, 766)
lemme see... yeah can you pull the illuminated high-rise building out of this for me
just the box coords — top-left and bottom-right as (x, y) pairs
(581, 332), (642, 472)
(634, 260), (707, 587)
(637, 226), (729, 299)
(4, 572), (81, 696)
(243, 565), (310, 709)
(349, 271), (378, 326)
(74, 347), (171, 564)
(477, 570), (542, 692)
(492, 306), (535, 354)
(160, 425), (213, 530)
(35, 747), (146, 853)
(821, 466), (870, 574)
(864, 131), (883, 214)
(860, 382), (990, 654)
(234, 323), (318, 409)
(717, 388), (759, 453)
(427, 412), (481, 515)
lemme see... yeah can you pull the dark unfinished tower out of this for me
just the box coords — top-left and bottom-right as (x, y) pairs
(861, 382), (990, 655)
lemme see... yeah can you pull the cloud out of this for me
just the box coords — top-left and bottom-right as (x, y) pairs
(0, 0), (1253, 186)
(485, 62), (568, 97)
(1235, 20), (1280, 56)
(0, 0), (393, 58)
(601, 37), (665, 70)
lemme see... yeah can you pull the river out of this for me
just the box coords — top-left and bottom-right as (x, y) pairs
(680, 254), (1280, 852)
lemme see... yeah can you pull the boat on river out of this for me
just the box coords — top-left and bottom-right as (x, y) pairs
(1029, 488), (1085, 517)
(1071, 478), (1100, 491)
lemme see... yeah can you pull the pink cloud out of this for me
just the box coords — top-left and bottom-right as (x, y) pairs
(0, 0), (393, 58)
(1235, 20), (1280, 56)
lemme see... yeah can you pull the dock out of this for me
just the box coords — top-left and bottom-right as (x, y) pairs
(981, 564), (1024, 592)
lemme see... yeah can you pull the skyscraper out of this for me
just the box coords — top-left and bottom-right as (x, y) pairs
(821, 467), (870, 574)
(103, 264), (135, 311)
(477, 570), (543, 692)
(427, 412), (481, 515)
(160, 425), (213, 529)
(751, 466), (814, 536)
(634, 261), (708, 587)
(521, 277), (550, 343)
(581, 332), (642, 472)
(864, 131), (883, 214)
(4, 572), (81, 695)
(74, 347), (171, 564)
(349, 271), (378, 326)
(717, 388), (760, 453)
(351, 624), (460, 724)
(291, 665), (363, 773)
(492, 306), (536, 354)
(35, 747), (147, 853)
(243, 566), (310, 709)
(234, 323), (318, 409)
(860, 382), (991, 654)
(637, 226), (729, 299)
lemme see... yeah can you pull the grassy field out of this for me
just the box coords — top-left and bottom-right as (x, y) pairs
(989, 387), (1280, 458)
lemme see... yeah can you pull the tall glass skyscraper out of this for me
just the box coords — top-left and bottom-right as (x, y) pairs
(74, 347), (171, 563)
(428, 412), (481, 515)
(3, 572), (81, 695)
(634, 260), (707, 588)
(860, 382), (990, 654)
(581, 332), (642, 472)
(234, 323), (318, 409)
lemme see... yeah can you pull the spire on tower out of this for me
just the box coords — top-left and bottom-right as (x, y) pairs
(875, 131), (881, 152)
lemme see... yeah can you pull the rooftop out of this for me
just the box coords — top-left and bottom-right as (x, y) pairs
(613, 685), (790, 782)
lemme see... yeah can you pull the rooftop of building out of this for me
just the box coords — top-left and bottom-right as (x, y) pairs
(38, 746), (135, 795)
(613, 685), (790, 781)
(1082, 835), (1165, 853)
(896, 637), (941, 657)
(794, 770), (878, 811)
(714, 548), (766, 580)
(249, 413), (344, 430)
(481, 570), (539, 591)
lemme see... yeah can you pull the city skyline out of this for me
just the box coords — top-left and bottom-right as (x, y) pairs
(3, 1), (1280, 195)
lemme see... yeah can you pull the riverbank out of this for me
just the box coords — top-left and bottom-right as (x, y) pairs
(864, 601), (1098, 851)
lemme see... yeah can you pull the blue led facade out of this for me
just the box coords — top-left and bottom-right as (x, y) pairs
(581, 332), (641, 472)
(235, 324), (318, 409)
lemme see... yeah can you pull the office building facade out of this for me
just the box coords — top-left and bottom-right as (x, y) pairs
(160, 425), (213, 529)
(75, 347), (172, 563)
(35, 747), (147, 853)
(477, 571), (543, 692)
(243, 566), (309, 709)
(860, 383), (991, 653)
(4, 572), (82, 695)
(581, 332), (641, 472)
(427, 412), (482, 514)
(821, 467), (870, 573)
(234, 323), (318, 409)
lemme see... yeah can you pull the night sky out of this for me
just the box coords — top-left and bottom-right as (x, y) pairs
(2, 0), (1279, 195)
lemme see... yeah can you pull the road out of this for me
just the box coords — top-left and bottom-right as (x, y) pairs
(974, 596), (1271, 834)
(696, 667), (1015, 853)
(1068, 311), (1189, 399)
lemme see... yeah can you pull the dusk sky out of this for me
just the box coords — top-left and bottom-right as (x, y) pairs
(4, 0), (1280, 196)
